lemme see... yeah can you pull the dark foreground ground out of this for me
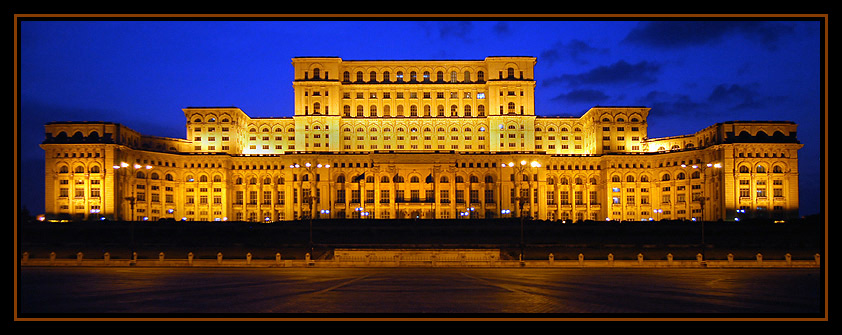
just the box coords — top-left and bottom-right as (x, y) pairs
(18, 216), (824, 263)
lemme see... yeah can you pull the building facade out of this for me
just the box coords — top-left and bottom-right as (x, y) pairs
(40, 56), (803, 222)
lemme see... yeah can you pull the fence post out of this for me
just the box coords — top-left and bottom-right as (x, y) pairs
(667, 253), (674, 266)
(275, 253), (282, 266)
(637, 253), (644, 265)
(727, 253), (734, 264)
(22, 252), (29, 264)
(578, 253), (584, 267)
(49, 252), (56, 265)
(785, 253), (792, 266)
(247, 253), (252, 266)
(159, 252), (165, 263)
(548, 253), (554, 265)
(76, 252), (84, 266)
(756, 253), (763, 265)
(104, 252), (110, 266)
(815, 253), (821, 266)
(217, 252), (223, 265)
(188, 252), (194, 266)
(607, 253), (614, 267)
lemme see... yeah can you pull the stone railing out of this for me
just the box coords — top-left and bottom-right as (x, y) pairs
(19, 250), (821, 268)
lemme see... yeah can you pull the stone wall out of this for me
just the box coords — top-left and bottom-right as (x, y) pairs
(20, 250), (821, 268)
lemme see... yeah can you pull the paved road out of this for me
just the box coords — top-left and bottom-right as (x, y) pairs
(18, 267), (822, 317)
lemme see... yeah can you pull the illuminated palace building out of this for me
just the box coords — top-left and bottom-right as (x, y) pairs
(41, 57), (803, 222)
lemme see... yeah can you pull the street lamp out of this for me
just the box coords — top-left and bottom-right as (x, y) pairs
(291, 162), (329, 255)
(682, 161), (722, 261)
(113, 162), (151, 264)
(504, 159), (540, 263)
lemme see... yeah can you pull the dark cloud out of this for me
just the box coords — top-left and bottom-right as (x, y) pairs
(540, 39), (609, 65)
(638, 90), (709, 118)
(492, 22), (510, 36)
(707, 83), (786, 110)
(622, 21), (796, 50)
(542, 60), (661, 87)
(437, 21), (474, 40)
(551, 89), (610, 103)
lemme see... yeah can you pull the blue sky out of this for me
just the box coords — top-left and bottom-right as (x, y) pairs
(17, 18), (825, 217)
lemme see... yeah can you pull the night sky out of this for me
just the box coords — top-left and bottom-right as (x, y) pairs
(17, 17), (825, 217)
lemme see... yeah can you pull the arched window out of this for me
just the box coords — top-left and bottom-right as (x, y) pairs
(740, 165), (751, 173)
(381, 176), (390, 183)
(440, 176), (449, 183)
(626, 175), (635, 182)
(756, 165), (766, 173)
(410, 176), (420, 183)
(661, 174), (671, 181)
(336, 175), (345, 183)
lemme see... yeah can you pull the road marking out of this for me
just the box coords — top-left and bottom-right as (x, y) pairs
(459, 273), (520, 293)
(311, 274), (372, 294)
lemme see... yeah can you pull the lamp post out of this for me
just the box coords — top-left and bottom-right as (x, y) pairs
(291, 162), (329, 256)
(503, 159), (540, 263)
(681, 162), (721, 260)
(113, 162), (151, 263)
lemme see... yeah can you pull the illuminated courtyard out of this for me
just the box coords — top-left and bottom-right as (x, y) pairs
(20, 267), (821, 315)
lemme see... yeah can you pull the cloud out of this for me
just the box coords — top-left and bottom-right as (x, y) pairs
(437, 21), (474, 40)
(492, 22), (510, 36)
(707, 83), (786, 110)
(637, 90), (709, 118)
(551, 89), (610, 103)
(540, 39), (609, 65)
(622, 21), (796, 50)
(542, 60), (661, 87)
